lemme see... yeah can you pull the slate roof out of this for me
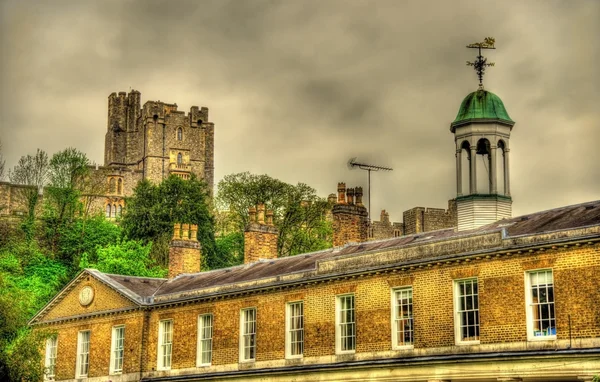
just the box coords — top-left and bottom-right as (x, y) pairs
(97, 200), (600, 305)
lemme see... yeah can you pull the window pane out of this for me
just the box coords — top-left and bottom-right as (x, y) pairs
(456, 280), (479, 342)
(529, 270), (556, 337)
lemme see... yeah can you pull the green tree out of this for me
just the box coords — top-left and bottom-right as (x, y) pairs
(216, 172), (334, 258)
(43, 148), (90, 254)
(55, 214), (121, 270)
(122, 174), (217, 269)
(80, 239), (166, 278)
(0, 244), (68, 381)
(8, 149), (49, 240)
(0, 139), (5, 181)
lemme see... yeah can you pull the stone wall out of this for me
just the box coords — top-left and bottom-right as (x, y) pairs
(403, 199), (457, 236)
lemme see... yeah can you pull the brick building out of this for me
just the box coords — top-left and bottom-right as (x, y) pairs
(30, 84), (600, 381)
(0, 90), (214, 218)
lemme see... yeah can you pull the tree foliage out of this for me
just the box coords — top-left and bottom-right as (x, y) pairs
(122, 174), (217, 269)
(216, 172), (333, 258)
(80, 239), (166, 278)
(43, 148), (90, 253)
(0, 139), (5, 181)
(9, 149), (49, 240)
(0, 243), (68, 381)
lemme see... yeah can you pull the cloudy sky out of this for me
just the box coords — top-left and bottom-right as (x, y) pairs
(1, 0), (598, 221)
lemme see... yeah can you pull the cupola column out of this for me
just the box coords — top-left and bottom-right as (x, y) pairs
(490, 145), (498, 194)
(456, 149), (463, 196)
(504, 148), (511, 196)
(469, 145), (477, 194)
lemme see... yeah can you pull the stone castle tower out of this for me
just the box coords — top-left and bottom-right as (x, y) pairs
(104, 90), (214, 190)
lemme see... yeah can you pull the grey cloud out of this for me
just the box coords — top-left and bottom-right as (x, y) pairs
(0, 0), (598, 223)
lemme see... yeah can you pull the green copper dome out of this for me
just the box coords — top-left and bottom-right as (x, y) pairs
(451, 89), (514, 130)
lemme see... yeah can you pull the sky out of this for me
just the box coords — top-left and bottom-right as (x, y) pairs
(0, 0), (598, 222)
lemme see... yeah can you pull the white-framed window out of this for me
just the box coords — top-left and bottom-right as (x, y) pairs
(239, 308), (256, 362)
(157, 320), (173, 370)
(197, 314), (213, 366)
(392, 288), (414, 348)
(44, 335), (58, 380)
(75, 330), (90, 378)
(285, 301), (304, 358)
(454, 278), (480, 344)
(335, 294), (356, 354)
(109, 325), (125, 375)
(526, 269), (556, 340)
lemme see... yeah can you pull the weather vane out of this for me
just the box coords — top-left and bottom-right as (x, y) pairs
(466, 37), (496, 89)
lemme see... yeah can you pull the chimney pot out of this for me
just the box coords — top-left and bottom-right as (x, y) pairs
(173, 223), (181, 240)
(257, 204), (266, 224)
(248, 207), (257, 222)
(337, 182), (346, 204)
(346, 187), (355, 205)
(266, 210), (274, 226)
(182, 223), (190, 240)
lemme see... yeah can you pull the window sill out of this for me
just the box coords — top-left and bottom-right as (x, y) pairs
(336, 350), (356, 355)
(109, 371), (122, 375)
(196, 363), (212, 368)
(157, 367), (171, 371)
(455, 340), (480, 346)
(392, 345), (414, 350)
(528, 335), (557, 341)
(285, 354), (303, 360)
(239, 359), (255, 364)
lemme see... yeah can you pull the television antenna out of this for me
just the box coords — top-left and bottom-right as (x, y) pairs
(347, 158), (393, 220)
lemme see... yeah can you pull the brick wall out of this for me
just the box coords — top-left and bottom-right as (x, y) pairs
(37, 243), (600, 380)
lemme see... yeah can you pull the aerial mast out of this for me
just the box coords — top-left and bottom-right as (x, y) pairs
(347, 158), (393, 220)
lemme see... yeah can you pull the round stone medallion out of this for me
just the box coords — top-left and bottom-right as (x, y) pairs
(79, 286), (94, 306)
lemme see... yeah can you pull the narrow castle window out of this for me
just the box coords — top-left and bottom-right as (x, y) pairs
(177, 153), (183, 165)
(117, 205), (123, 217)
(109, 178), (116, 194)
(117, 178), (123, 194)
(106, 204), (112, 218)
(112, 204), (117, 218)
(177, 128), (183, 141)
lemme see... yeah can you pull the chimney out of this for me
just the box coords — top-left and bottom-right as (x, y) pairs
(355, 187), (364, 206)
(327, 193), (337, 204)
(337, 182), (346, 204)
(244, 205), (279, 264)
(169, 223), (201, 278)
(346, 187), (355, 205)
(332, 182), (369, 247)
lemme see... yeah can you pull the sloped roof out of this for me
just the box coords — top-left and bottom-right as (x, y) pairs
(96, 200), (600, 305)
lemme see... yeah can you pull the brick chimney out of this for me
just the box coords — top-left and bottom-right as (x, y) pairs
(244, 203), (279, 264)
(169, 223), (201, 278)
(332, 182), (369, 247)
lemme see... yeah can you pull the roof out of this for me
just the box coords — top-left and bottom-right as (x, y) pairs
(99, 199), (600, 305)
(32, 199), (600, 324)
(451, 89), (514, 129)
